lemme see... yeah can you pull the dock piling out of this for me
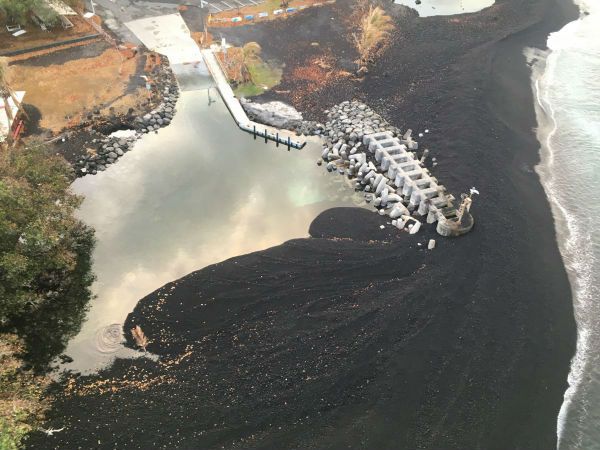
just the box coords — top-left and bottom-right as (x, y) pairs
(201, 48), (306, 150)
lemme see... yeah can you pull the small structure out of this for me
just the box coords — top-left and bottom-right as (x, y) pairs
(363, 131), (474, 237)
(35, 0), (76, 30)
(0, 91), (26, 145)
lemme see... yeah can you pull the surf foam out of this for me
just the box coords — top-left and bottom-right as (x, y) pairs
(528, 0), (600, 447)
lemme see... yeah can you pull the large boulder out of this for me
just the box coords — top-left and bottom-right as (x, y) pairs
(241, 99), (304, 130)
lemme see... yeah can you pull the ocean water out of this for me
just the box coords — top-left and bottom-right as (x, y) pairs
(529, 1), (600, 448)
(393, 0), (494, 17)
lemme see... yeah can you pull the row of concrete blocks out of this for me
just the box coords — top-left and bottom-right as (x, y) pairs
(362, 131), (456, 224)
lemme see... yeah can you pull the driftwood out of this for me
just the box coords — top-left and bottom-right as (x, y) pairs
(131, 325), (149, 351)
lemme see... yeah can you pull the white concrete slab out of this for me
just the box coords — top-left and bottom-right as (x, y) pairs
(393, 0), (494, 17)
(201, 48), (249, 126)
(125, 13), (202, 65)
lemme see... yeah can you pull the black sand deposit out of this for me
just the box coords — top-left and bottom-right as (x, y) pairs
(27, 0), (579, 448)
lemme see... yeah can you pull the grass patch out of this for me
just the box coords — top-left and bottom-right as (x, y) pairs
(234, 58), (282, 97)
(235, 82), (264, 97)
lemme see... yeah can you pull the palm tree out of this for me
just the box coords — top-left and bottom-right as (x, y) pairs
(0, 57), (28, 145)
(242, 42), (262, 61)
(241, 42), (262, 83)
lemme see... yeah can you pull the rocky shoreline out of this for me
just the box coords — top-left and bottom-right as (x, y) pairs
(56, 58), (180, 178)
(72, 85), (179, 177)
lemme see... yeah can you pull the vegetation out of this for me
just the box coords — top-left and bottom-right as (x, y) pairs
(242, 41), (262, 60)
(232, 42), (282, 97)
(0, 142), (94, 448)
(0, 142), (95, 365)
(235, 82), (265, 97)
(353, 4), (394, 74)
(0, 0), (59, 26)
(0, 334), (50, 450)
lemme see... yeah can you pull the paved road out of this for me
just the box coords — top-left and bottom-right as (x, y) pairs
(85, 0), (183, 44)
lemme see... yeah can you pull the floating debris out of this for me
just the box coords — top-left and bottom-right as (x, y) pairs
(131, 325), (149, 352)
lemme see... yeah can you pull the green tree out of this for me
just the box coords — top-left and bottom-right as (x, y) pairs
(0, 0), (58, 26)
(0, 142), (95, 367)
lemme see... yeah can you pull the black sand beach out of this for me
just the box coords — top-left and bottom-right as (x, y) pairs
(28, 0), (579, 448)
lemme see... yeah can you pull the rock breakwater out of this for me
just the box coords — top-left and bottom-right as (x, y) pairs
(67, 58), (179, 178)
(316, 100), (474, 237)
(72, 85), (179, 177)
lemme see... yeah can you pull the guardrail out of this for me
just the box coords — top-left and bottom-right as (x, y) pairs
(0, 34), (100, 57)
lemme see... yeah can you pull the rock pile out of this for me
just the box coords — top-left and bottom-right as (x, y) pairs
(241, 98), (325, 137)
(73, 85), (179, 177)
(75, 134), (138, 176)
(321, 100), (401, 143)
(133, 85), (179, 133)
(241, 99), (303, 129)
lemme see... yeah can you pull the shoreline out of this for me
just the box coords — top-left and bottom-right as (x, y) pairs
(26, 0), (581, 448)
(528, 1), (596, 445)
(529, 42), (579, 444)
(12, 44), (181, 176)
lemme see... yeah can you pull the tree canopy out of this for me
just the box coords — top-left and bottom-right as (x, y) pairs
(0, 0), (59, 26)
(0, 142), (94, 367)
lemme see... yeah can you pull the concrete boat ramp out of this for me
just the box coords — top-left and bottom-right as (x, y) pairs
(125, 13), (208, 90)
(125, 13), (305, 149)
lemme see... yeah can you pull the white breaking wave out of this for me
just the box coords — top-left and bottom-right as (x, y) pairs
(528, 0), (600, 448)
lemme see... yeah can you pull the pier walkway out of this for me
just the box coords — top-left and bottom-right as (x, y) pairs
(201, 48), (306, 149)
(125, 13), (304, 149)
